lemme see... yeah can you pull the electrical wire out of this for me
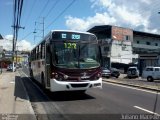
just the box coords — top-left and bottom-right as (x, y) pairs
(35, 0), (76, 39)
(37, 0), (50, 19)
(12, 0), (24, 51)
(44, 0), (60, 19)
(19, 32), (33, 40)
(24, 0), (37, 26)
(21, 0), (59, 40)
(45, 0), (76, 30)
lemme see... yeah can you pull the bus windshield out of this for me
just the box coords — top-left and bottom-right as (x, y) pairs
(52, 42), (100, 69)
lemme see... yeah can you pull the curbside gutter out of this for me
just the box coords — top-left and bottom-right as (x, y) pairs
(103, 79), (160, 92)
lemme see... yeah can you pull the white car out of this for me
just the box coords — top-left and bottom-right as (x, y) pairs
(142, 66), (160, 82)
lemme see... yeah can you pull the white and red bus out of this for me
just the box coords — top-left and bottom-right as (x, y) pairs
(29, 30), (102, 92)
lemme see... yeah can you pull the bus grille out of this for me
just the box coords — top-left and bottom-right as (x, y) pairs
(70, 83), (89, 88)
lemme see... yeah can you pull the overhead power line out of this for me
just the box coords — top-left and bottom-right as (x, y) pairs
(21, 0), (58, 40)
(44, 0), (60, 19)
(35, 0), (76, 38)
(13, 0), (24, 46)
(37, 0), (50, 19)
(45, 0), (76, 30)
(20, 32), (33, 40)
(24, 0), (37, 26)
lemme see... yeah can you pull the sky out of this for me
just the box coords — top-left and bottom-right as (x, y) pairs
(0, 0), (160, 51)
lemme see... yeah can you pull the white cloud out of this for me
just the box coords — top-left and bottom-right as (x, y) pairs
(66, 16), (89, 31)
(90, 0), (114, 9)
(0, 35), (34, 51)
(17, 40), (35, 51)
(112, 5), (149, 27)
(66, 12), (116, 31)
(0, 39), (12, 51)
(5, 35), (13, 41)
(65, 0), (160, 34)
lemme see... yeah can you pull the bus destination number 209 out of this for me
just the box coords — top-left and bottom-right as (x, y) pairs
(72, 34), (80, 39)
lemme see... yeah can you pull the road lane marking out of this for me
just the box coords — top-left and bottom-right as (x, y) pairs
(134, 106), (160, 116)
(103, 81), (160, 95)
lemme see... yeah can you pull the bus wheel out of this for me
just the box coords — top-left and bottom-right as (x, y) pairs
(29, 70), (35, 81)
(30, 70), (33, 77)
(41, 73), (46, 89)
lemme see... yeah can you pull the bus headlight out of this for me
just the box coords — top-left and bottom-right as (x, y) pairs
(55, 74), (63, 81)
(54, 73), (69, 81)
(64, 75), (69, 79)
(55, 74), (59, 79)
(52, 72), (69, 81)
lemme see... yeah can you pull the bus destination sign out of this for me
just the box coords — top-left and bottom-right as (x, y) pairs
(61, 33), (80, 40)
(52, 31), (96, 41)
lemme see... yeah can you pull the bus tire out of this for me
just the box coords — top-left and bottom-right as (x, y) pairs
(41, 73), (46, 89)
(30, 70), (33, 78)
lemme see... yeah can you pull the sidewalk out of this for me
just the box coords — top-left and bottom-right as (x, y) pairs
(103, 74), (160, 92)
(0, 70), (36, 120)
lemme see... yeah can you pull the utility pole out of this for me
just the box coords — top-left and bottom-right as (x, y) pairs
(11, 25), (25, 72)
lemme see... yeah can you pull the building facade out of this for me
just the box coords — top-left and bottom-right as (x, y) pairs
(133, 31), (160, 73)
(88, 25), (160, 74)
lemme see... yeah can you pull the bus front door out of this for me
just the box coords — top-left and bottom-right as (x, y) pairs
(45, 43), (51, 88)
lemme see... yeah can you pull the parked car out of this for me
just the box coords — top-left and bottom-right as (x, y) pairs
(110, 68), (120, 78)
(16, 63), (22, 69)
(142, 66), (160, 82)
(7, 64), (16, 72)
(102, 67), (111, 78)
(127, 67), (139, 78)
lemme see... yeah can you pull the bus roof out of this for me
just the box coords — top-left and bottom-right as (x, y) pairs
(51, 30), (95, 36)
(31, 30), (96, 51)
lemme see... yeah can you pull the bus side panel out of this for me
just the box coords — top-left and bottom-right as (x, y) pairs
(31, 59), (45, 84)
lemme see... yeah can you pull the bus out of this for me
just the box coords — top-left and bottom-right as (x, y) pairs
(29, 30), (102, 92)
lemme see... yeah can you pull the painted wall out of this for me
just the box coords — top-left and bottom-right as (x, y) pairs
(111, 26), (134, 64)
(111, 40), (133, 64)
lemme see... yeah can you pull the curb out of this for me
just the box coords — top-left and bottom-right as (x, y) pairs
(103, 79), (160, 92)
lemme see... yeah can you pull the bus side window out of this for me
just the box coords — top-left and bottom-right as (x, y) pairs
(42, 42), (45, 59)
(46, 44), (51, 64)
(39, 45), (41, 59)
(36, 47), (39, 60)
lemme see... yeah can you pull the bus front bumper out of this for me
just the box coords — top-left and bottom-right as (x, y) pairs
(50, 78), (102, 92)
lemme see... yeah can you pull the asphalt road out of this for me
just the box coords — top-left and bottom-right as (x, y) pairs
(19, 66), (160, 120)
